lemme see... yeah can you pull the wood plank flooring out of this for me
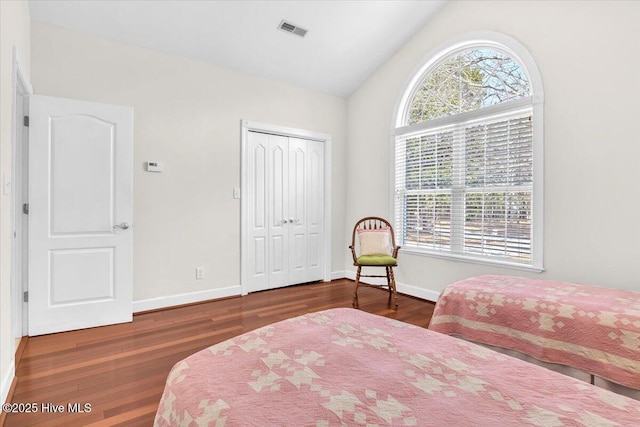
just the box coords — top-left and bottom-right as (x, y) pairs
(3, 279), (435, 426)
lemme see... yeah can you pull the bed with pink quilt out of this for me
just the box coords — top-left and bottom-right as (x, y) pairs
(154, 308), (640, 426)
(429, 275), (640, 395)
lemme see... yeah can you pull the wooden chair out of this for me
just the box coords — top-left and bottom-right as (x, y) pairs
(349, 217), (400, 308)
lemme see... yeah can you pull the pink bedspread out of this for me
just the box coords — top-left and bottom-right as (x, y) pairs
(429, 275), (640, 390)
(155, 308), (640, 426)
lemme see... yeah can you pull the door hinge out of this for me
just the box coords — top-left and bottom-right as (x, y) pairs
(23, 116), (29, 127)
(23, 203), (29, 214)
(23, 291), (28, 303)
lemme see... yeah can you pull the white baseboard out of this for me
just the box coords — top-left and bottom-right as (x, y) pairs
(397, 282), (441, 302)
(132, 272), (442, 314)
(343, 270), (440, 303)
(1, 362), (15, 405)
(331, 270), (348, 280)
(133, 285), (242, 313)
(134, 274), (349, 313)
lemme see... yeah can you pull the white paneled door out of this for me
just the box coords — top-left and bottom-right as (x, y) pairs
(28, 95), (133, 336)
(245, 131), (325, 293)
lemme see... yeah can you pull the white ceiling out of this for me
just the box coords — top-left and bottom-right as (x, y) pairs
(28, 0), (447, 97)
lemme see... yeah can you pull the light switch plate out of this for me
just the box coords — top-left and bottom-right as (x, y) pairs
(3, 173), (10, 195)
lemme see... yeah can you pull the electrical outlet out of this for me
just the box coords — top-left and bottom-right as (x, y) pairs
(195, 267), (205, 280)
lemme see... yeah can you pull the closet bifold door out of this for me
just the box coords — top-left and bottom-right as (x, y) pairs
(245, 131), (270, 293)
(245, 131), (324, 293)
(267, 134), (289, 289)
(288, 138), (325, 286)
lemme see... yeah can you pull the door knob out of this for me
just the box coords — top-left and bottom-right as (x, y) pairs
(114, 222), (130, 230)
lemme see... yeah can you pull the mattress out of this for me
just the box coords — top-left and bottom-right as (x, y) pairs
(429, 275), (640, 391)
(155, 308), (640, 426)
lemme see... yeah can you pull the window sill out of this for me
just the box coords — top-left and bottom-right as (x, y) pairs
(399, 247), (545, 273)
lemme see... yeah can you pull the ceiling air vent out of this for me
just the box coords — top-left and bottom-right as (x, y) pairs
(278, 20), (308, 38)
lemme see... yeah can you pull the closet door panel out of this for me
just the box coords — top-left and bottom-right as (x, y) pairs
(288, 139), (308, 284)
(268, 135), (289, 289)
(245, 132), (269, 293)
(306, 140), (325, 281)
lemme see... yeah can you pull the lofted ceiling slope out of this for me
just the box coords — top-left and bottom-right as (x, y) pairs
(29, 0), (447, 97)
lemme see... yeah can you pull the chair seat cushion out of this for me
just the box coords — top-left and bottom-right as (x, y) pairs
(356, 255), (397, 266)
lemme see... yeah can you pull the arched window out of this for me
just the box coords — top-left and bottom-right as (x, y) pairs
(393, 32), (544, 270)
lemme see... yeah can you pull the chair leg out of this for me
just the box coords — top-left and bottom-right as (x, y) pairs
(352, 266), (361, 308)
(385, 267), (392, 304)
(389, 266), (398, 308)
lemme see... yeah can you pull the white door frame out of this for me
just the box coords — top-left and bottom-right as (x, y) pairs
(240, 120), (332, 295)
(11, 47), (33, 339)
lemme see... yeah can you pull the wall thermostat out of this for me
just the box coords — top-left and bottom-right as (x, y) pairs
(146, 161), (164, 172)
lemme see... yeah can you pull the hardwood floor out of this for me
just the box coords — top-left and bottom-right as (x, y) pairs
(3, 279), (435, 426)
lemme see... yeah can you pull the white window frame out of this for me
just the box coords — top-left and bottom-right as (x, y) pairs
(391, 32), (544, 272)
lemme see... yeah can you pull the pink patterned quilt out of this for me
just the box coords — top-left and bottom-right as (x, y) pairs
(429, 275), (640, 390)
(155, 308), (640, 426)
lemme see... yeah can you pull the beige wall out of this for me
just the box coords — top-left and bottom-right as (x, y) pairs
(346, 0), (640, 295)
(30, 22), (347, 303)
(0, 0), (31, 401)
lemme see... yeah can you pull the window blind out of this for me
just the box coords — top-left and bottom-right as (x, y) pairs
(394, 108), (533, 264)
